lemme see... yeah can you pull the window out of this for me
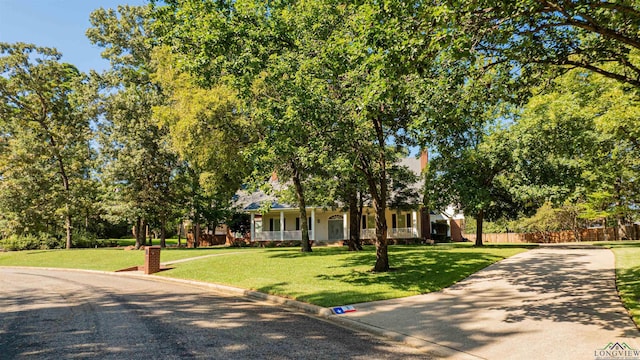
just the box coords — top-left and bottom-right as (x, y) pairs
(392, 213), (412, 229)
(295, 217), (300, 231)
(308, 217), (312, 231)
(362, 214), (375, 229)
(269, 218), (280, 231)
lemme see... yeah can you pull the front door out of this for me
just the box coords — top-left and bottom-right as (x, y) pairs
(328, 215), (344, 241)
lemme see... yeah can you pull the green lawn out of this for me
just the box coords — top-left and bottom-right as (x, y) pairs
(0, 244), (528, 306)
(157, 244), (528, 307)
(610, 245), (640, 326)
(0, 247), (239, 271)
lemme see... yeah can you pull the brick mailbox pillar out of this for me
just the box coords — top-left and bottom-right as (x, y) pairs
(145, 246), (161, 274)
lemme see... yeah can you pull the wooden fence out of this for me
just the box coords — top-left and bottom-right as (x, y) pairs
(464, 225), (640, 243)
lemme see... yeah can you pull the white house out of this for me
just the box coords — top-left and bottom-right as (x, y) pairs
(239, 152), (465, 244)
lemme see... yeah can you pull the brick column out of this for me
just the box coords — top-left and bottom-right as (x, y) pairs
(145, 246), (161, 274)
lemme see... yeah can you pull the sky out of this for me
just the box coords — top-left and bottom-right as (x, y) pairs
(0, 0), (148, 73)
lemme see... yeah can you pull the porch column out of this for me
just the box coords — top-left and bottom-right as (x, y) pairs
(343, 212), (348, 240)
(311, 209), (316, 241)
(280, 211), (285, 241)
(412, 210), (418, 237)
(250, 213), (255, 241)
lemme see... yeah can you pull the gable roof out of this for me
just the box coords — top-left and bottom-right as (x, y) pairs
(238, 154), (427, 212)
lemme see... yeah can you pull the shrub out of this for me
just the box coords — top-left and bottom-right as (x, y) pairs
(0, 231), (112, 251)
(0, 234), (41, 251)
(39, 233), (63, 249)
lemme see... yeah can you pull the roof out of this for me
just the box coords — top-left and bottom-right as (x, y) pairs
(238, 155), (425, 212)
(397, 156), (422, 177)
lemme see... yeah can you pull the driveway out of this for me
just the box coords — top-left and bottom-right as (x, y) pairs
(0, 268), (426, 359)
(338, 248), (640, 359)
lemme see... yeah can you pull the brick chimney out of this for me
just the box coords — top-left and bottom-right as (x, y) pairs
(420, 150), (428, 171)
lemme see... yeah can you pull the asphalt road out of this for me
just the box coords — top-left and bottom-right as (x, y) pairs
(0, 268), (427, 360)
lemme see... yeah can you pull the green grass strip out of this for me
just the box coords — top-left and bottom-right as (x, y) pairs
(0, 247), (240, 271)
(611, 246), (640, 327)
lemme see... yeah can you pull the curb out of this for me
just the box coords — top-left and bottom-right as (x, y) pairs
(0, 266), (479, 359)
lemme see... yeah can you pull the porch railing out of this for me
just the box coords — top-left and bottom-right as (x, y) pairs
(254, 230), (304, 241)
(361, 228), (417, 239)
(360, 229), (377, 239)
(253, 228), (418, 241)
(390, 227), (418, 238)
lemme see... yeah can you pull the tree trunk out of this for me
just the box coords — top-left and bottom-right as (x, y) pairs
(291, 161), (311, 252)
(475, 209), (484, 247)
(614, 175), (626, 240)
(59, 166), (72, 249)
(618, 217), (627, 240)
(141, 220), (148, 246)
(65, 211), (72, 249)
(421, 207), (431, 242)
(365, 117), (390, 272)
(373, 197), (389, 271)
(348, 189), (363, 251)
(147, 223), (153, 246)
(194, 222), (201, 248)
(135, 217), (143, 249)
(573, 212), (581, 242)
(160, 218), (167, 248)
(177, 221), (182, 247)
(46, 126), (73, 249)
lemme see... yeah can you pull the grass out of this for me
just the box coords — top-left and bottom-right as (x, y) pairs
(0, 243), (528, 306)
(0, 247), (239, 271)
(610, 245), (640, 326)
(157, 244), (528, 307)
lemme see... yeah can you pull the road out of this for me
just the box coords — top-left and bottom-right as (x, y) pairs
(0, 268), (426, 360)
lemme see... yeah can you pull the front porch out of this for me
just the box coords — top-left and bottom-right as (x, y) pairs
(249, 208), (421, 243)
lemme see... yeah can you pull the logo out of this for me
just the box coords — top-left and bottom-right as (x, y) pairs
(594, 343), (640, 360)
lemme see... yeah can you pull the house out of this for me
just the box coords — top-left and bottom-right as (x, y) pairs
(239, 152), (464, 244)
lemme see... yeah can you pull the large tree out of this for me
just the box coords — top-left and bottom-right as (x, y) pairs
(88, 5), (179, 248)
(425, 127), (526, 246)
(0, 43), (96, 248)
(510, 69), (640, 238)
(154, 0), (452, 269)
(153, 0), (350, 253)
(308, 0), (438, 270)
(152, 46), (254, 247)
(448, 0), (640, 88)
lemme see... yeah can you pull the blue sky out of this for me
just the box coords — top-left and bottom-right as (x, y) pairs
(0, 0), (148, 73)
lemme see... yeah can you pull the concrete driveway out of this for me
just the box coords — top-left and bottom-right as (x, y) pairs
(337, 248), (640, 359)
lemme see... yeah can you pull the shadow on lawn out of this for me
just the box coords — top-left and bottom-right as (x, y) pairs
(266, 246), (518, 295)
(318, 249), (504, 294)
(256, 281), (388, 307)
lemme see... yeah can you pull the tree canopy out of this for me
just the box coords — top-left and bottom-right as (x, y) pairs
(449, 0), (640, 88)
(0, 43), (96, 248)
